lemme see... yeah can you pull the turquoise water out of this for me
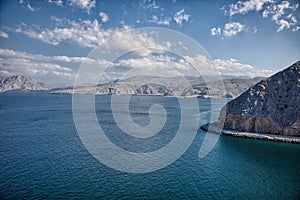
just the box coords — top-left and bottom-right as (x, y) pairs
(0, 92), (299, 199)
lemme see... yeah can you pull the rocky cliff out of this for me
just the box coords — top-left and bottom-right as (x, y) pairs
(219, 61), (300, 136)
(0, 75), (48, 92)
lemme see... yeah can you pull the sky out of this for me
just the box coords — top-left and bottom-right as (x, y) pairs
(0, 0), (299, 87)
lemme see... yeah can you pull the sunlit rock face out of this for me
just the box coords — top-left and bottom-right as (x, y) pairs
(220, 61), (300, 136)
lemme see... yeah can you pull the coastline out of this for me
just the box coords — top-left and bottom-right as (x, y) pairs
(200, 123), (300, 144)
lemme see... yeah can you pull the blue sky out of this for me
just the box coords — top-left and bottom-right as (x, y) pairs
(0, 0), (299, 87)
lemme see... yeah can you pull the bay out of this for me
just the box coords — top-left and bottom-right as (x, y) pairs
(0, 92), (299, 199)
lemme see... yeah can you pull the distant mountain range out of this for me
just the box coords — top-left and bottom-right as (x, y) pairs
(0, 75), (48, 92)
(0, 73), (265, 98)
(50, 75), (264, 98)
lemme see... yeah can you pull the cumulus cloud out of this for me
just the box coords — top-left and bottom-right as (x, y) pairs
(113, 53), (273, 78)
(226, 0), (272, 16)
(109, 52), (273, 79)
(149, 15), (171, 26)
(173, 9), (191, 26)
(183, 55), (273, 78)
(223, 22), (245, 37)
(68, 0), (96, 14)
(0, 31), (9, 39)
(211, 22), (245, 37)
(99, 12), (109, 23)
(262, 1), (299, 32)
(210, 27), (221, 36)
(224, 0), (300, 32)
(14, 18), (169, 54)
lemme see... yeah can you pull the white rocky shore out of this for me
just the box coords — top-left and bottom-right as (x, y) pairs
(200, 123), (300, 144)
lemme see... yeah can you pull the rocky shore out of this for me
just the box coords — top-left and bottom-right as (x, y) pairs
(200, 123), (300, 144)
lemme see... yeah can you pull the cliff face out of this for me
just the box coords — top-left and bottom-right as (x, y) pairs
(0, 75), (48, 92)
(219, 61), (300, 136)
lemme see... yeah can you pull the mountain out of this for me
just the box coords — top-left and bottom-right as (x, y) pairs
(218, 61), (300, 136)
(186, 77), (265, 98)
(0, 75), (48, 92)
(50, 75), (264, 97)
(50, 75), (203, 96)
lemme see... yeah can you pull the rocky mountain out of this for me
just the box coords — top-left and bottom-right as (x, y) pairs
(185, 77), (265, 98)
(0, 75), (48, 92)
(51, 75), (263, 98)
(218, 61), (300, 136)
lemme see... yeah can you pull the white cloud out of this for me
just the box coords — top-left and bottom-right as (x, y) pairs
(0, 31), (9, 39)
(14, 18), (169, 54)
(48, 0), (63, 6)
(14, 18), (110, 48)
(0, 48), (113, 86)
(27, 2), (36, 12)
(173, 9), (191, 26)
(210, 27), (221, 36)
(0, 48), (273, 86)
(223, 22), (245, 37)
(109, 53), (273, 79)
(0, 55), (73, 84)
(224, 0), (300, 32)
(292, 26), (300, 32)
(68, 0), (96, 14)
(140, 0), (159, 9)
(149, 15), (171, 26)
(184, 55), (273, 78)
(227, 0), (272, 16)
(211, 22), (245, 37)
(19, 0), (39, 12)
(0, 48), (99, 64)
(252, 26), (258, 33)
(99, 12), (109, 23)
(263, 1), (299, 32)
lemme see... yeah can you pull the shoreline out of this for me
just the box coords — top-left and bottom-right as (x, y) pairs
(200, 123), (300, 144)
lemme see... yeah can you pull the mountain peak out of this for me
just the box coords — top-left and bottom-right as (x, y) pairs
(0, 75), (49, 92)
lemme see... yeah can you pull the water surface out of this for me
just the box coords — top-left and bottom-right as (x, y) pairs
(0, 92), (299, 199)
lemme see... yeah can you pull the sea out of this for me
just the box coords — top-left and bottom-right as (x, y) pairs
(0, 92), (299, 199)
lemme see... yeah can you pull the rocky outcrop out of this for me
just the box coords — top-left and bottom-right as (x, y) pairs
(219, 61), (300, 136)
(0, 75), (48, 92)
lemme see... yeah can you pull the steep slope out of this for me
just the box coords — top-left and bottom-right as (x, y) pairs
(219, 61), (300, 136)
(0, 75), (48, 92)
